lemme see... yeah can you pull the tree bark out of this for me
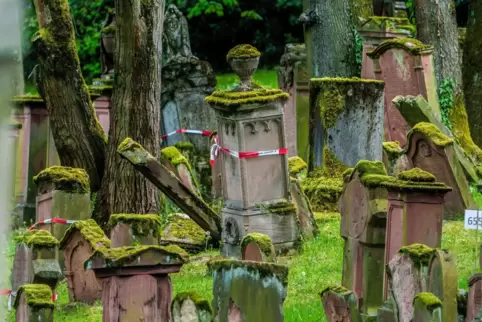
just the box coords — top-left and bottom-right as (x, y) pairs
(463, 0), (482, 148)
(32, 0), (107, 192)
(93, 0), (164, 228)
(301, 0), (358, 78)
(414, 0), (462, 86)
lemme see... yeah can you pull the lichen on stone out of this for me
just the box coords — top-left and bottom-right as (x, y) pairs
(399, 243), (435, 266)
(59, 219), (110, 251)
(14, 284), (54, 309)
(397, 168), (436, 182)
(320, 285), (350, 297)
(172, 291), (213, 315)
(226, 44), (261, 61)
(408, 122), (455, 147)
(367, 37), (433, 58)
(205, 88), (289, 108)
(288, 156), (307, 176)
(241, 233), (275, 258)
(33, 166), (90, 193)
(109, 214), (162, 238)
(20, 230), (59, 249)
(414, 292), (443, 310)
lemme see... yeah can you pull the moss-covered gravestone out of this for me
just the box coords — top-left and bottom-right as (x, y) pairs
(467, 274), (482, 322)
(59, 219), (110, 303)
(205, 45), (298, 256)
(288, 156), (308, 181)
(367, 38), (440, 147)
(171, 291), (213, 322)
(109, 214), (161, 247)
(208, 259), (288, 322)
(14, 284), (54, 322)
(320, 286), (361, 322)
(240, 233), (276, 262)
(412, 293), (443, 322)
(339, 160), (388, 318)
(33, 166), (91, 269)
(160, 213), (208, 253)
(161, 146), (199, 195)
(308, 78), (385, 171)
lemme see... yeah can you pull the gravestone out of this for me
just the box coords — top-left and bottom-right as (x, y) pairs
(171, 292), (213, 322)
(308, 78), (385, 171)
(320, 286), (361, 322)
(240, 233), (276, 262)
(412, 293), (443, 322)
(467, 274), (482, 322)
(14, 284), (54, 322)
(339, 160), (388, 318)
(367, 38), (440, 146)
(208, 259), (288, 322)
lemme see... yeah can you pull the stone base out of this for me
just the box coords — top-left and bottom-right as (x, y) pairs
(220, 207), (299, 257)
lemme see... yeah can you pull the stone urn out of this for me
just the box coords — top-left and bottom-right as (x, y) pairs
(226, 44), (261, 92)
(100, 10), (116, 77)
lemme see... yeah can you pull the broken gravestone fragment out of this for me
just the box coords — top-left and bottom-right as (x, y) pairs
(320, 286), (361, 322)
(109, 214), (161, 247)
(412, 292), (443, 322)
(208, 259), (288, 322)
(171, 291), (213, 322)
(14, 284), (54, 322)
(160, 213), (208, 253)
(240, 233), (276, 262)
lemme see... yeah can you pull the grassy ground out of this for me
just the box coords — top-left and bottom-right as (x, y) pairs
(3, 213), (480, 322)
(215, 69), (278, 90)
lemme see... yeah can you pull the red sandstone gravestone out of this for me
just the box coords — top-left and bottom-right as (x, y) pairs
(467, 274), (482, 322)
(14, 284), (54, 322)
(320, 286), (361, 322)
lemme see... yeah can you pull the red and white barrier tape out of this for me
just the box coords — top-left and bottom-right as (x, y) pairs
(210, 135), (288, 166)
(1, 289), (57, 311)
(161, 128), (212, 140)
(29, 218), (78, 231)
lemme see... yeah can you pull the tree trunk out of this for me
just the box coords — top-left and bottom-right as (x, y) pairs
(93, 0), (164, 228)
(463, 0), (482, 148)
(414, 0), (461, 87)
(32, 0), (107, 192)
(301, 0), (358, 78)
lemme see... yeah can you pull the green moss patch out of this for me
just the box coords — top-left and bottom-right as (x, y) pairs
(59, 219), (110, 251)
(109, 214), (162, 238)
(101, 25), (115, 35)
(160, 214), (206, 246)
(407, 122), (454, 147)
(414, 292), (442, 310)
(226, 44), (261, 61)
(320, 285), (350, 297)
(117, 137), (143, 153)
(173, 291), (213, 314)
(310, 77), (384, 86)
(174, 142), (195, 151)
(397, 168), (436, 182)
(12, 94), (43, 103)
(20, 230), (59, 249)
(383, 141), (402, 157)
(207, 259), (289, 286)
(261, 200), (297, 215)
(288, 156), (308, 176)
(367, 37), (433, 58)
(346, 160), (390, 188)
(399, 243), (435, 266)
(241, 233), (275, 258)
(14, 284), (54, 309)
(205, 88), (289, 108)
(301, 177), (343, 212)
(381, 168), (451, 192)
(33, 166), (90, 193)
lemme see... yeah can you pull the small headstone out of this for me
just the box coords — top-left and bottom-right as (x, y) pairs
(320, 286), (361, 322)
(14, 284), (54, 322)
(171, 291), (213, 322)
(412, 292), (443, 322)
(240, 233), (276, 262)
(467, 274), (482, 322)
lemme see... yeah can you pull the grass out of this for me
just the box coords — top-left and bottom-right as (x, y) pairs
(3, 213), (480, 321)
(215, 69), (278, 90)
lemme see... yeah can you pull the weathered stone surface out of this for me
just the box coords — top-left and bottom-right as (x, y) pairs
(160, 213), (207, 253)
(308, 78), (385, 170)
(14, 284), (54, 322)
(290, 178), (319, 240)
(241, 233), (276, 263)
(467, 274), (482, 322)
(412, 292), (443, 322)
(10, 243), (30, 307)
(320, 286), (361, 322)
(171, 292), (213, 322)
(209, 259), (288, 322)
(376, 299), (398, 322)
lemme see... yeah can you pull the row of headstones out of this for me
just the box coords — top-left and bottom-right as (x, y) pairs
(320, 157), (482, 322)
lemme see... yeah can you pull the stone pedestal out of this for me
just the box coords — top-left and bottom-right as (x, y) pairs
(368, 38), (440, 146)
(339, 160), (388, 317)
(14, 284), (54, 322)
(206, 45), (297, 256)
(382, 169), (451, 299)
(208, 259), (288, 322)
(467, 274), (482, 322)
(33, 166), (91, 269)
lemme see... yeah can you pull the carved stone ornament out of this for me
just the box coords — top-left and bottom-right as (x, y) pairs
(223, 217), (240, 244)
(163, 5), (198, 64)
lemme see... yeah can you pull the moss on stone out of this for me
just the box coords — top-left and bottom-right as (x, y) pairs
(288, 156), (307, 176)
(414, 292), (443, 310)
(397, 168), (436, 182)
(241, 233), (275, 258)
(342, 168), (354, 182)
(101, 25), (116, 34)
(21, 230), (59, 249)
(320, 285), (350, 297)
(207, 259), (288, 286)
(109, 214), (162, 238)
(118, 137), (143, 153)
(12, 94), (43, 103)
(262, 200), (297, 215)
(14, 284), (54, 309)
(160, 214), (206, 246)
(399, 243), (435, 266)
(205, 88), (289, 108)
(161, 146), (190, 167)
(408, 122), (454, 147)
(367, 37), (433, 58)
(317, 86), (344, 129)
(226, 44), (261, 61)
(383, 141), (402, 156)
(173, 291), (213, 315)
(59, 219), (110, 251)
(310, 77), (384, 86)
(174, 142), (195, 151)
(348, 160), (390, 188)
(33, 166), (90, 193)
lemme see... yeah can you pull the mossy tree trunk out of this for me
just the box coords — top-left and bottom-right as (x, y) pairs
(414, 0), (462, 87)
(32, 0), (107, 192)
(301, 0), (358, 78)
(462, 0), (482, 148)
(92, 0), (164, 228)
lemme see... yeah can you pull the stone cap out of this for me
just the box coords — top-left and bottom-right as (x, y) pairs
(59, 219), (110, 251)
(17, 230), (59, 250)
(381, 168), (452, 193)
(405, 122), (454, 149)
(399, 243), (435, 266)
(14, 284), (54, 310)
(205, 88), (289, 112)
(367, 37), (434, 58)
(33, 166), (90, 194)
(226, 44), (261, 62)
(413, 292), (442, 311)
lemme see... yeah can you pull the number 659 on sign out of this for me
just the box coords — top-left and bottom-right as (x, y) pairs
(465, 210), (482, 230)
